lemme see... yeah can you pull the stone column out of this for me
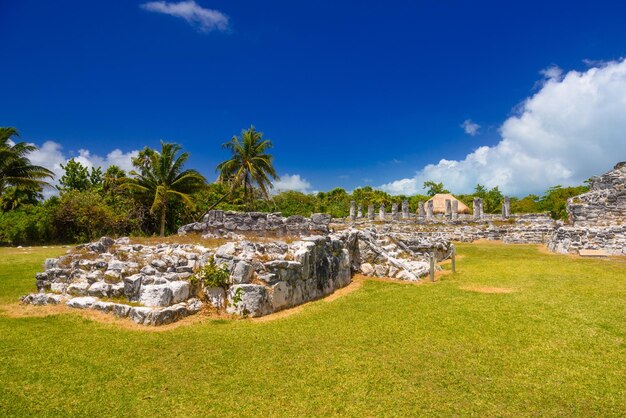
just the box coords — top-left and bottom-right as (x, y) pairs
(418, 201), (425, 220)
(451, 200), (459, 220)
(473, 198), (483, 220)
(368, 204), (374, 220)
(445, 199), (452, 220)
(502, 197), (511, 218)
(349, 201), (356, 221)
(391, 203), (399, 220)
(379, 204), (385, 221)
(402, 200), (409, 219)
(357, 204), (363, 219)
(426, 200), (434, 220)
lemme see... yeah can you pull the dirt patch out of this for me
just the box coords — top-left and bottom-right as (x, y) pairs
(459, 285), (517, 294)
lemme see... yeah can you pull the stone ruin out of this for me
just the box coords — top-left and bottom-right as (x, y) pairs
(548, 162), (626, 255)
(341, 198), (558, 245)
(178, 210), (331, 238)
(340, 163), (625, 254)
(20, 164), (624, 325)
(21, 213), (453, 325)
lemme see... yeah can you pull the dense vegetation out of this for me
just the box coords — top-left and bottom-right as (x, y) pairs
(0, 243), (624, 415)
(0, 126), (589, 245)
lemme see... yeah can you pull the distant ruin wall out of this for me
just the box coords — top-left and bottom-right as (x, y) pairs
(179, 210), (332, 237)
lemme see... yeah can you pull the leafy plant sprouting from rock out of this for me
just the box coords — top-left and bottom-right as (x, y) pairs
(191, 256), (230, 289)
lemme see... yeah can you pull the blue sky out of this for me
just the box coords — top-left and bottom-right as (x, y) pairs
(2, 0), (626, 196)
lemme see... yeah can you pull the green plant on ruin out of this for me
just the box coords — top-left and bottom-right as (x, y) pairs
(191, 257), (230, 289)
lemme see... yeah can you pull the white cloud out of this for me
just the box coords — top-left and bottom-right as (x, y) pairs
(461, 119), (480, 136)
(141, 1), (229, 32)
(28, 141), (139, 196)
(273, 174), (313, 194)
(540, 65), (563, 81)
(380, 59), (626, 196)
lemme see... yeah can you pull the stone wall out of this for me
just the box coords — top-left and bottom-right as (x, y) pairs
(22, 229), (452, 323)
(548, 162), (626, 255)
(178, 210), (332, 237)
(333, 213), (558, 244)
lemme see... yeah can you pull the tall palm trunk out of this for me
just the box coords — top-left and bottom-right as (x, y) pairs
(160, 203), (167, 236)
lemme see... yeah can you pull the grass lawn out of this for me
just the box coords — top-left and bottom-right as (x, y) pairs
(0, 243), (624, 416)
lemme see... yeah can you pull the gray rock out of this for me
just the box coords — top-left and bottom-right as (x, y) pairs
(88, 281), (111, 297)
(124, 274), (143, 299)
(226, 284), (271, 317)
(110, 282), (125, 297)
(67, 282), (90, 296)
(169, 281), (190, 304)
(129, 307), (153, 324)
(66, 296), (98, 309)
(205, 287), (226, 309)
(112, 303), (131, 318)
(92, 301), (114, 312)
(230, 260), (253, 284)
(139, 284), (173, 307)
(50, 283), (67, 294)
(187, 298), (204, 313)
(360, 263), (374, 276)
(44, 258), (58, 269)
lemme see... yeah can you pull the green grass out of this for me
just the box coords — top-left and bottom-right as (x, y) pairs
(0, 243), (624, 416)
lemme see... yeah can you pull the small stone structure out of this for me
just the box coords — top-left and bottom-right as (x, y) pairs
(379, 204), (385, 220)
(368, 204), (375, 220)
(402, 200), (409, 219)
(22, 212), (453, 324)
(548, 162), (626, 255)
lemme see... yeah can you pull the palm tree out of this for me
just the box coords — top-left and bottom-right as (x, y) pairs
(0, 127), (54, 201)
(214, 126), (279, 207)
(123, 141), (206, 236)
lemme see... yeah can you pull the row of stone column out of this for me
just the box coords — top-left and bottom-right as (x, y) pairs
(349, 201), (410, 221)
(349, 197), (512, 221)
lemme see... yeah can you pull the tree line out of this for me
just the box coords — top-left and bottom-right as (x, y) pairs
(0, 126), (588, 245)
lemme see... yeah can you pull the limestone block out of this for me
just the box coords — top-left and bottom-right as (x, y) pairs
(169, 281), (191, 304)
(226, 284), (271, 317)
(88, 281), (111, 298)
(66, 296), (98, 309)
(139, 284), (173, 307)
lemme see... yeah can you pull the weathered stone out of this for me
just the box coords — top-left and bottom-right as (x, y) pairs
(368, 204), (375, 220)
(473, 197), (483, 220)
(230, 260), (254, 284)
(168, 281), (190, 304)
(425, 200), (434, 220)
(204, 287), (226, 309)
(129, 307), (153, 324)
(226, 284), (271, 317)
(92, 301), (114, 313)
(139, 284), (173, 307)
(88, 281), (111, 298)
(124, 274), (143, 299)
(67, 296), (98, 309)
(374, 264), (387, 277)
(67, 282), (90, 296)
(402, 200), (409, 219)
(50, 283), (67, 294)
(360, 262), (374, 276)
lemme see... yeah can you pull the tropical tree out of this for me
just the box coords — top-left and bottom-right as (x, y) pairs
(423, 180), (450, 197)
(123, 142), (206, 236)
(215, 126), (279, 206)
(0, 127), (54, 202)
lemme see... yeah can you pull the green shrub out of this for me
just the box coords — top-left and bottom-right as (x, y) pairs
(191, 257), (230, 289)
